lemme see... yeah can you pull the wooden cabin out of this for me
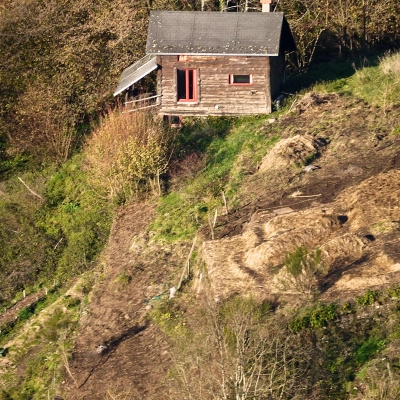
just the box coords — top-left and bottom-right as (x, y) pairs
(114, 6), (296, 117)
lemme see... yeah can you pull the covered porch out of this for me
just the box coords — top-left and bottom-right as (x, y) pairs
(113, 54), (161, 112)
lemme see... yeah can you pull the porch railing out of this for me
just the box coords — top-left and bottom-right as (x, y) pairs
(124, 94), (162, 113)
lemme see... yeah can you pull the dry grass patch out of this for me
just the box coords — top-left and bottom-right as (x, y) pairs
(85, 109), (176, 203)
(380, 51), (400, 76)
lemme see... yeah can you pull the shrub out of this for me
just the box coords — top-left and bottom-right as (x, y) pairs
(380, 51), (400, 75)
(85, 109), (176, 203)
(290, 303), (338, 331)
(279, 246), (323, 299)
(356, 289), (381, 306)
(114, 272), (132, 286)
(39, 156), (113, 279)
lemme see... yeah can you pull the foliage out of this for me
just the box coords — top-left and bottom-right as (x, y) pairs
(0, 296), (81, 399)
(356, 289), (381, 306)
(0, 155), (112, 305)
(0, 2), (399, 397)
(85, 109), (176, 203)
(114, 272), (132, 286)
(163, 296), (310, 399)
(0, 172), (54, 304)
(290, 303), (339, 332)
(151, 299), (186, 338)
(279, 245), (323, 299)
(0, 0), (398, 167)
(278, 0), (400, 70)
(0, 288), (61, 346)
(39, 155), (113, 279)
(357, 364), (400, 400)
(284, 286), (400, 398)
(354, 337), (386, 365)
(0, 0), (150, 162)
(311, 51), (400, 108)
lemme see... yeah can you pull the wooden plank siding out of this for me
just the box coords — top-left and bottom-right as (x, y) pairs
(158, 55), (274, 116)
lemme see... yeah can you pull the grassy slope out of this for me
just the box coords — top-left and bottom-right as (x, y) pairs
(1, 53), (400, 398)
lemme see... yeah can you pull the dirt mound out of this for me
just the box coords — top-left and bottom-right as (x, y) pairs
(337, 169), (400, 233)
(201, 168), (400, 302)
(296, 92), (339, 113)
(259, 134), (322, 172)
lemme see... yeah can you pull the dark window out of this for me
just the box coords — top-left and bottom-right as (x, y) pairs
(177, 69), (198, 102)
(163, 115), (182, 127)
(229, 74), (253, 85)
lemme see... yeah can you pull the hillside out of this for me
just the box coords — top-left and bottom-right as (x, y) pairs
(1, 55), (400, 399)
(66, 63), (399, 397)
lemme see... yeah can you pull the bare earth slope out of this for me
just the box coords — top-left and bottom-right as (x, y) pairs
(64, 203), (190, 399)
(63, 93), (399, 398)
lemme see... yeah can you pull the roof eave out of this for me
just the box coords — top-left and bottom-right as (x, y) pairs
(147, 52), (279, 57)
(113, 55), (158, 97)
(113, 67), (157, 96)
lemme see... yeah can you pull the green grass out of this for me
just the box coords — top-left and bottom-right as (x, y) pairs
(287, 52), (400, 109)
(2, 299), (81, 400)
(0, 287), (62, 346)
(0, 153), (114, 306)
(311, 52), (400, 107)
(151, 53), (400, 242)
(286, 286), (400, 398)
(150, 115), (280, 241)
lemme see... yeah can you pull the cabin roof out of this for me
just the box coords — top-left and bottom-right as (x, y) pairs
(146, 11), (296, 56)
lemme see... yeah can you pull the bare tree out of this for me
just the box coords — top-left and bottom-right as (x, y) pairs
(167, 295), (310, 399)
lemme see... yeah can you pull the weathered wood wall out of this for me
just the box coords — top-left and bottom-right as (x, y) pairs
(158, 55), (279, 116)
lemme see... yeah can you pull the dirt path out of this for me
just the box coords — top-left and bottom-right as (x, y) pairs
(63, 202), (189, 399)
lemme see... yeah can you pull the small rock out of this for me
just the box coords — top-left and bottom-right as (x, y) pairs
(169, 287), (177, 298)
(304, 164), (320, 172)
(95, 344), (108, 354)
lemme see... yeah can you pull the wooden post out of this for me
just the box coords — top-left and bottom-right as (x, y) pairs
(222, 191), (228, 215)
(177, 236), (197, 290)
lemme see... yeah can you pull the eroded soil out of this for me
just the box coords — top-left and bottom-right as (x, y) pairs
(63, 203), (191, 399)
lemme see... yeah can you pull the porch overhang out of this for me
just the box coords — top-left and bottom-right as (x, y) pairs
(113, 54), (158, 97)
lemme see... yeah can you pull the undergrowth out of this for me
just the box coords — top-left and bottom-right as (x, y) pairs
(0, 292), (82, 399)
(0, 154), (113, 306)
(150, 115), (280, 241)
(155, 286), (400, 399)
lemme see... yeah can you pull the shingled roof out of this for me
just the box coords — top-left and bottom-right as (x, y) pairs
(146, 11), (296, 56)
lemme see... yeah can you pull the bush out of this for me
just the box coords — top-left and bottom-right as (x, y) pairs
(38, 156), (113, 279)
(85, 109), (176, 203)
(280, 246), (323, 299)
(356, 289), (381, 306)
